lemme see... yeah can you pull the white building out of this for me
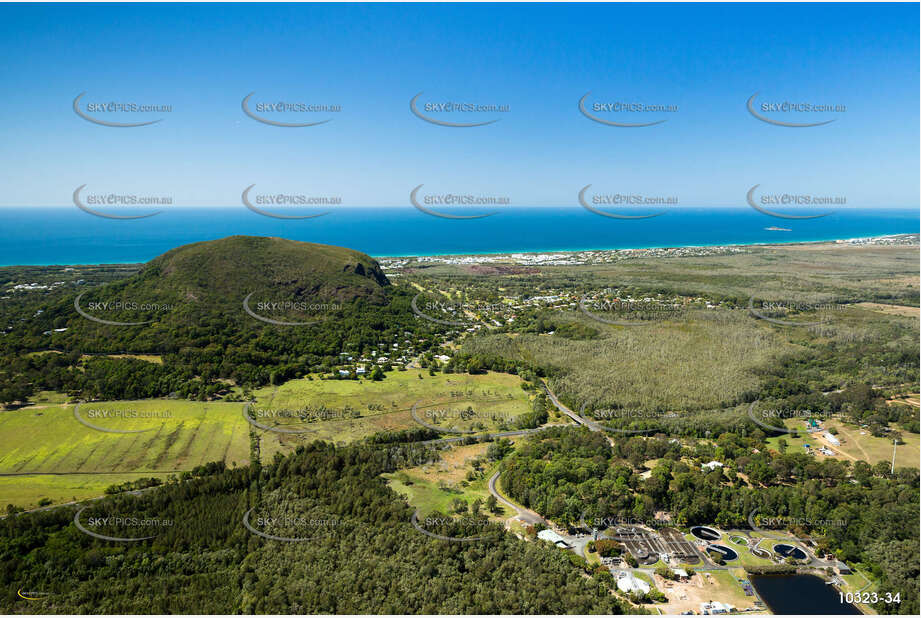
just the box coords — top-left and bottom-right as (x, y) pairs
(537, 529), (572, 549)
(702, 461), (724, 471)
(823, 431), (840, 446)
(617, 572), (650, 594)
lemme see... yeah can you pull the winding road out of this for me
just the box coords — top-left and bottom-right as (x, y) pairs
(542, 382), (601, 431)
(487, 470), (548, 527)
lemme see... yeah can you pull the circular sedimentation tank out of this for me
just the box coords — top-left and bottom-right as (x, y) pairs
(773, 543), (807, 560)
(750, 547), (771, 559)
(706, 544), (739, 561)
(690, 525), (721, 541)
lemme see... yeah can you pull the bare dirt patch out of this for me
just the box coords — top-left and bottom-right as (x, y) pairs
(854, 302), (919, 318)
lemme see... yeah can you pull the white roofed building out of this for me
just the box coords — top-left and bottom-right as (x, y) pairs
(616, 572), (650, 594)
(537, 529), (572, 549)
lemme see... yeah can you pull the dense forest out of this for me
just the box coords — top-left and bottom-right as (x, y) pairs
(0, 288), (440, 403)
(0, 440), (633, 614)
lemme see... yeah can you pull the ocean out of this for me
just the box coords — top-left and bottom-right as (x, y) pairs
(0, 207), (917, 266)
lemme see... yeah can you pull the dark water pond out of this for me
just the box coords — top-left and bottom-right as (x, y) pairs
(750, 573), (860, 615)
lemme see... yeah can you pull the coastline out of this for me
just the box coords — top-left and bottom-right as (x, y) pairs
(0, 233), (917, 269)
(1, 206), (916, 267)
(371, 232), (920, 260)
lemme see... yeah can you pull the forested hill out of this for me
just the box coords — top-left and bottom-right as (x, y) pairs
(0, 442), (633, 614)
(9, 235), (394, 350)
(1, 237), (427, 401)
(47, 235), (390, 329)
(141, 235), (390, 302)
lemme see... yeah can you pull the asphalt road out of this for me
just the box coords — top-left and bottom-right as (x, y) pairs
(487, 470), (548, 527)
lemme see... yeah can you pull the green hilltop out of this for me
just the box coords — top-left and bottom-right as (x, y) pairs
(132, 235), (390, 305)
(28, 236), (395, 353)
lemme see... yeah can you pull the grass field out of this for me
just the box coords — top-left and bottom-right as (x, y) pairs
(679, 530), (778, 568)
(826, 420), (920, 467)
(383, 442), (513, 521)
(0, 472), (173, 510)
(252, 370), (532, 456)
(764, 418), (920, 468)
(724, 533), (780, 568)
(0, 400), (250, 475)
(839, 565), (879, 614)
(712, 568), (759, 608)
(583, 545), (601, 565)
(0, 399), (250, 508)
(0, 371), (531, 508)
(28, 390), (72, 405)
(744, 530), (815, 566)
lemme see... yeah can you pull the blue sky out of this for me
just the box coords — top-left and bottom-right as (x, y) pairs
(0, 2), (918, 208)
